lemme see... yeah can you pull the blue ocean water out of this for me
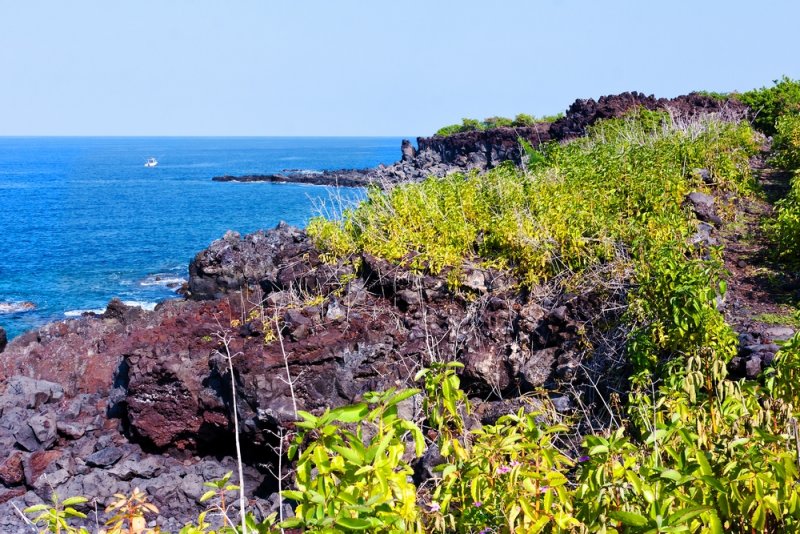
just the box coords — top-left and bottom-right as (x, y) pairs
(0, 137), (402, 338)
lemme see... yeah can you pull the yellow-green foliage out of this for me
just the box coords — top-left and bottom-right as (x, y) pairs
(766, 114), (800, 264)
(768, 172), (800, 265)
(772, 113), (800, 170)
(281, 388), (425, 533)
(310, 112), (757, 287)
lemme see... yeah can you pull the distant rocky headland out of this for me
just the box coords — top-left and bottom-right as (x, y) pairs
(213, 92), (745, 187)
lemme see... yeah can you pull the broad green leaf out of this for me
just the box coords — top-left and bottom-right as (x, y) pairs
(335, 517), (373, 530)
(61, 496), (88, 506)
(199, 490), (217, 503)
(660, 469), (683, 482)
(64, 507), (87, 519)
(699, 475), (725, 493)
(385, 388), (420, 407)
(332, 444), (365, 465)
(707, 511), (724, 534)
(329, 402), (368, 423)
(667, 505), (711, 526)
(23, 504), (48, 514)
(280, 490), (304, 501)
(278, 517), (303, 528)
(609, 510), (649, 527)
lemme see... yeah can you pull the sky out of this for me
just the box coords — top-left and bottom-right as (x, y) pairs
(1, 1), (799, 137)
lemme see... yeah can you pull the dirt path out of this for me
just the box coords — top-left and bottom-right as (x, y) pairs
(717, 154), (798, 377)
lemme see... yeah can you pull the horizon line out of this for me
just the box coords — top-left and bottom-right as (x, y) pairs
(0, 134), (418, 139)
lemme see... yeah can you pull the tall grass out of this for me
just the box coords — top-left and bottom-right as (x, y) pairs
(309, 110), (758, 287)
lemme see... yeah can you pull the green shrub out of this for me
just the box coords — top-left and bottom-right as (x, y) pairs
(512, 113), (536, 126)
(772, 113), (800, 170)
(483, 116), (513, 129)
(766, 171), (800, 265)
(738, 76), (800, 135)
(281, 388), (424, 533)
(434, 118), (486, 137)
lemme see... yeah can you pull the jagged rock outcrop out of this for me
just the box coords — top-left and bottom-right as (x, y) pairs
(213, 91), (746, 188)
(0, 220), (620, 529)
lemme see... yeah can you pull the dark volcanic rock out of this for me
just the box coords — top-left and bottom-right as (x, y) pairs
(214, 92), (745, 189)
(0, 327), (6, 353)
(550, 92), (745, 140)
(187, 223), (320, 300)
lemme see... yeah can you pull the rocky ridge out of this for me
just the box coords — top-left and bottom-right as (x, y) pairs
(213, 92), (745, 187)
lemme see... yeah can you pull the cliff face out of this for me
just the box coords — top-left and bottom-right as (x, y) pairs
(416, 123), (553, 169)
(394, 92), (746, 181)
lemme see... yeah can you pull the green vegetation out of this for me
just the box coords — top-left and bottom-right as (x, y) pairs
(281, 388), (424, 532)
(753, 309), (800, 327)
(29, 101), (800, 533)
(766, 113), (800, 264)
(433, 113), (564, 137)
(738, 76), (800, 136)
(311, 109), (757, 287)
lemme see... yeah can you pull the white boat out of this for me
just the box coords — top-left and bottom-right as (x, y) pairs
(144, 157), (158, 168)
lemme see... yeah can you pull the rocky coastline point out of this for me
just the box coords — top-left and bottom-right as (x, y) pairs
(213, 91), (744, 188)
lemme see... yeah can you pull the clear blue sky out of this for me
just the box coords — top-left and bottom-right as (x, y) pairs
(1, 0), (798, 137)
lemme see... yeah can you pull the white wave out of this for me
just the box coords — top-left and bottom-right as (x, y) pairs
(122, 301), (158, 311)
(64, 308), (105, 317)
(63, 300), (157, 317)
(0, 301), (36, 314)
(139, 276), (187, 287)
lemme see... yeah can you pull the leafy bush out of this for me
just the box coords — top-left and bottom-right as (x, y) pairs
(766, 171), (800, 265)
(772, 113), (800, 170)
(281, 388), (424, 533)
(483, 116), (513, 129)
(434, 113), (565, 136)
(434, 118), (486, 137)
(738, 76), (800, 135)
(512, 113), (536, 126)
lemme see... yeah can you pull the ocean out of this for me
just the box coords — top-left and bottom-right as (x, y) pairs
(0, 137), (402, 339)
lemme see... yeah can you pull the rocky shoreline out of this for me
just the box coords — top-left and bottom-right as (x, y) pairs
(0, 90), (762, 532)
(213, 92), (745, 188)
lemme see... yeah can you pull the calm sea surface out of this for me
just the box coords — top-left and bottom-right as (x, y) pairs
(0, 137), (402, 338)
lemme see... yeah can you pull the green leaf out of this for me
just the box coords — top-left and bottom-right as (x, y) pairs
(609, 510), (649, 527)
(278, 517), (303, 528)
(699, 475), (725, 493)
(23, 504), (48, 514)
(332, 444), (365, 465)
(335, 517), (374, 530)
(667, 505), (711, 526)
(64, 507), (88, 519)
(329, 402), (369, 423)
(199, 490), (217, 503)
(280, 490), (304, 501)
(384, 388), (420, 407)
(660, 469), (683, 482)
(589, 444), (609, 456)
(61, 496), (88, 507)
(707, 511), (724, 534)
